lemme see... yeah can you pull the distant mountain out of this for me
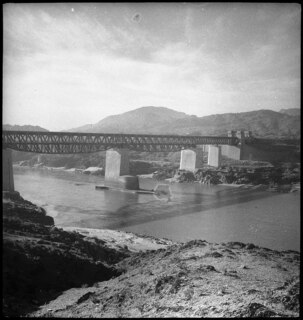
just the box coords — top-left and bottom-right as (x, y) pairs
(3, 124), (49, 132)
(68, 107), (300, 139)
(279, 108), (300, 117)
(67, 106), (190, 134)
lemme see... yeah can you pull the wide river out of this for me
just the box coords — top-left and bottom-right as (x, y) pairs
(13, 166), (300, 251)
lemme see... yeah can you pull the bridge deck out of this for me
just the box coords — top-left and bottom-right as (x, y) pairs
(3, 131), (239, 154)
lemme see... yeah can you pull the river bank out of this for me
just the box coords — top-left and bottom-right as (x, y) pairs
(14, 160), (301, 194)
(3, 191), (300, 317)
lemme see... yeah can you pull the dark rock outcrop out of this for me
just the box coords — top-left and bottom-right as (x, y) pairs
(3, 191), (54, 225)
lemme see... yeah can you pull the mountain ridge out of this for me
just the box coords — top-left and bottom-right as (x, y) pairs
(66, 107), (301, 139)
(3, 107), (300, 139)
(279, 108), (300, 117)
(3, 124), (49, 132)
(67, 106), (190, 133)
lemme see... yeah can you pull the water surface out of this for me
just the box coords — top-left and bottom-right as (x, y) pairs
(14, 166), (300, 251)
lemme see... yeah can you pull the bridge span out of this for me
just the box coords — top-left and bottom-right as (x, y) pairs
(2, 130), (239, 153)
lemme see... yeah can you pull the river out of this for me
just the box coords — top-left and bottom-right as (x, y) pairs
(13, 166), (300, 251)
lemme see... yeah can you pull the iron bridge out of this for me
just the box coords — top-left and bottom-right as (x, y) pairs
(2, 131), (239, 154)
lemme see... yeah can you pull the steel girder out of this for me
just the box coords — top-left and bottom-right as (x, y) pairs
(2, 131), (239, 154)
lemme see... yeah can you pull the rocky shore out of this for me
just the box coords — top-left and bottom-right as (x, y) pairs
(152, 162), (300, 189)
(3, 191), (300, 317)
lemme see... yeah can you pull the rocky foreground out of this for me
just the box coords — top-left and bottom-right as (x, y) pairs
(3, 192), (127, 316)
(3, 192), (300, 318)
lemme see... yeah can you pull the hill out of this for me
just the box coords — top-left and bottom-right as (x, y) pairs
(67, 106), (190, 134)
(3, 124), (49, 132)
(279, 108), (300, 117)
(68, 107), (300, 139)
(3, 125), (49, 162)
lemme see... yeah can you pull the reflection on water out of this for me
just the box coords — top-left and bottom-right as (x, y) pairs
(13, 166), (300, 251)
(153, 184), (172, 202)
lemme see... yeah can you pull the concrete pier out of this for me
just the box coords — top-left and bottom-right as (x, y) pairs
(105, 148), (130, 180)
(221, 145), (241, 160)
(37, 155), (45, 163)
(207, 145), (222, 167)
(221, 130), (244, 160)
(104, 148), (140, 190)
(3, 149), (14, 192)
(179, 148), (203, 171)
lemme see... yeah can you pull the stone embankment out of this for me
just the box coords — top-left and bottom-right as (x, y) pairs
(3, 191), (300, 318)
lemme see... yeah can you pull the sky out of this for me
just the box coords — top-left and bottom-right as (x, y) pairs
(3, 3), (301, 131)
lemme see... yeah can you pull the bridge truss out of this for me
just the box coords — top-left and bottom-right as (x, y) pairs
(2, 131), (239, 154)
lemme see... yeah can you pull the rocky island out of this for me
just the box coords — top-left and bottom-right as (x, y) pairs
(3, 191), (300, 318)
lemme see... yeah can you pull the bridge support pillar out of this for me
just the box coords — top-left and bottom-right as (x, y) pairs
(207, 145), (222, 167)
(104, 148), (140, 190)
(105, 148), (130, 180)
(3, 148), (14, 192)
(179, 148), (203, 171)
(221, 130), (245, 160)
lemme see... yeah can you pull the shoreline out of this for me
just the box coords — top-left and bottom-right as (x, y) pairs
(61, 226), (175, 252)
(13, 163), (301, 193)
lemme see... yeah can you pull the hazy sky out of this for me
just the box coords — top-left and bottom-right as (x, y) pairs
(3, 3), (301, 131)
